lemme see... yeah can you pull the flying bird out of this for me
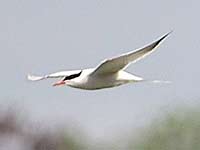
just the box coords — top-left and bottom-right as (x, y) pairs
(28, 32), (171, 90)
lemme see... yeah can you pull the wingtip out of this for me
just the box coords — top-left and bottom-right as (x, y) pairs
(27, 74), (44, 81)
(154, 30), (173, 46)
(165, 30), (173, 37)
(27, 74), (32, 80)
(161, 30), (173, 40)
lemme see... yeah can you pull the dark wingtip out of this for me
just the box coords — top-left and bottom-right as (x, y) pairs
(152, 30), (173, 49)
(158, 30), (173, 43)
(147, 30), (173, 50)
(164, 30), (173, 38)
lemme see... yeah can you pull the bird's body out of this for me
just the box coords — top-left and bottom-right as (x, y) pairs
(28, 32), (171, 90)
(64, 69), (143, 90)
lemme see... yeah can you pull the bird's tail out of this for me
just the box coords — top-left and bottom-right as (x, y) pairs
(143, 79), (172, 84)
(27, 74), (46, 81)
(150, 80), (171, 84)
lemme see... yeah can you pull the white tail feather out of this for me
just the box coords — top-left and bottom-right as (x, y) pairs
(27, 74), (46, 81)
(149, 80), (172, 84)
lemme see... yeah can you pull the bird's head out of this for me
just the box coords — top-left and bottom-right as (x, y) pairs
(52, 70), (82, 87)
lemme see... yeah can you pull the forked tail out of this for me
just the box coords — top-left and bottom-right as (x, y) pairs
(151, 80), (171, 84)
(144, 79), (172, 84)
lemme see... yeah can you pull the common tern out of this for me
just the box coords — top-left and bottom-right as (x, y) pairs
(28, 32), (171, 90)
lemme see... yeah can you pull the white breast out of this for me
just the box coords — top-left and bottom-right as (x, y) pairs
(68, 69), (143, 90)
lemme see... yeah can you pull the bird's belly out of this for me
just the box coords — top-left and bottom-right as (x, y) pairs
(76, 75), (126, 90)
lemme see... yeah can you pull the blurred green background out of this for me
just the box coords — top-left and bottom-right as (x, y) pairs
(1, 106), (200, 150)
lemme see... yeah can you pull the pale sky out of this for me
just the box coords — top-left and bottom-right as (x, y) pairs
(1, 0), (200, 139)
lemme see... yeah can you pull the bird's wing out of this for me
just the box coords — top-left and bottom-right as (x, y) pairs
(91, 32), (171, 76)
(27, 70), (80, 81)
(27, 71), (68, 81)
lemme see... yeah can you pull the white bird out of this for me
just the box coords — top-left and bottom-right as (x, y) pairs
(28, 32), (171, 90)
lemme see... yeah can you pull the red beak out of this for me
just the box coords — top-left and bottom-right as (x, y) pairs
(52, 81), (66, 87)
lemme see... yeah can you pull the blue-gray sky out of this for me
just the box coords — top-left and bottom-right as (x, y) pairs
(1, 0), (200, 139)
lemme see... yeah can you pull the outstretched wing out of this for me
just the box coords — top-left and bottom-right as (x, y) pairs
(27, 70), (81, 81)
(91, 32), (171, 76)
